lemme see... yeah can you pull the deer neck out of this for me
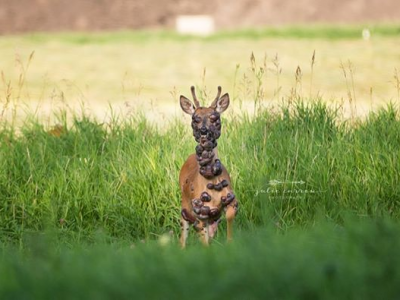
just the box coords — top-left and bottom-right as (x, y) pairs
(196, 143), (222, 179)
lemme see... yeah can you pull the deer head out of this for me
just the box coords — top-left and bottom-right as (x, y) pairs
(180, 86), (230, 149)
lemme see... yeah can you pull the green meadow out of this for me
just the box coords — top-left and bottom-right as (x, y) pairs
(0, 26), (400, 299)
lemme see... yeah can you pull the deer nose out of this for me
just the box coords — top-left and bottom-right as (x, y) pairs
(200, 126), (208, 135)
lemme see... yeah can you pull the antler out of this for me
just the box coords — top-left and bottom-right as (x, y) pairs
(191, 86), (201, 108)
(209, 86), (222, 109)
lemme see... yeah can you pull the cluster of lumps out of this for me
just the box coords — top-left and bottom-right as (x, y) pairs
(191, 194), (220, 220)
(192, 111), (222, 179)
(207, 179), (229, 191)
(192, 111), (221, 143)
(189, 182), (236, 221)
(199, 158), (222, 179)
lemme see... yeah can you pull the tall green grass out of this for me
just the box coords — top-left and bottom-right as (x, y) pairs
(1, 101), (400, 298)
(1, 218), (400, 299)
(0, 101), (399, 243)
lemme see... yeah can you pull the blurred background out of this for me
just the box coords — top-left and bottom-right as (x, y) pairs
(1, 0), (399, 32)
(0, 0), (399, 124)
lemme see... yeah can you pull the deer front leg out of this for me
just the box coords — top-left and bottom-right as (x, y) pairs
(180, 217), (190, 248)
(180, 207), (197, 249)
(225, 200), (238, 242)
(198, 221), (210, 246)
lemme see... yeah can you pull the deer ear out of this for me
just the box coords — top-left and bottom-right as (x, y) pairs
(215, 93), (230, 113)
(180, 95), (195, 115)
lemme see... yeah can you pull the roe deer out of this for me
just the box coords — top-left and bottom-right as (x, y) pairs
(179, 86), (238, 247)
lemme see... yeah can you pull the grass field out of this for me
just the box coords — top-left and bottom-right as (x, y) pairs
(1, 26), (400, 298)
(1, 24), (400, 124)
(1, 100), (400, 298)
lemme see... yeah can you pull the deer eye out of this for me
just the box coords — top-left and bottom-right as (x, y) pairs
(209, 112), (220, 123)
(192, 115), (201, 123)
